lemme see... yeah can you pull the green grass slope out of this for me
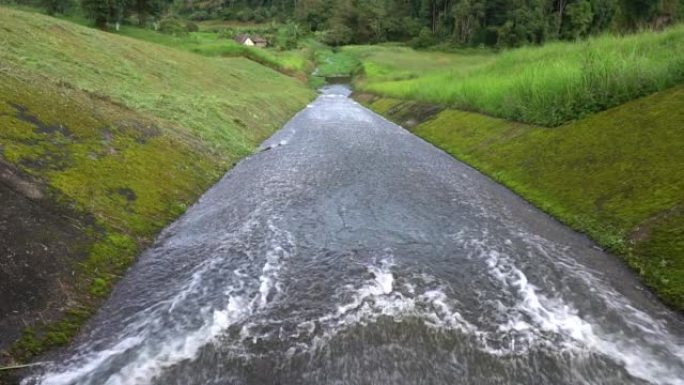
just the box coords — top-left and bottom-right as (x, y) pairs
(0, 6), (313, 365)
(356, 26), (684, 126)
(114, 27), (313, 77)
(361, 86), (684, 310)
(0, 7), (313, 155)
(346, 45), (494, 83)
(1, 4), (313, 78)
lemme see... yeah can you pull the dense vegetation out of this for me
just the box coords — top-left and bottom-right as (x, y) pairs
(184, 0), (684, 47)
(6, 0), (684, 47)
(352, 25), (684, 125)
(198, 0), (683, 46)
(0, 6), (313, 365)
(360, 86), (684, 310)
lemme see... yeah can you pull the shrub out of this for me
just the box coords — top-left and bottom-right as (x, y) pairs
(323, 24), (353, 46)
(220, 8), (235, 20)
(236, 9), (254, 22)
(218, 28), (236, 39)
(188, 10), (210, 21)
(410, 27), (435, 49)
(253, 7), (268, 23)
(158, 17), (189, 36)
(185, 21), (199, 33)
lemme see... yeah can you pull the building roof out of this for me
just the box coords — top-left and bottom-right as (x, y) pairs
(251, 36), (268, 44)
(234, 34), (252, 44)
(235, 34), (267, 45)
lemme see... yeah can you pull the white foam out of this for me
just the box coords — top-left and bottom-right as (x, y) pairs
(31, 219), (295, 385)
(480, 233), (684, 385)
(104, 299), (249, 385)
(30, 221), (684, 385)
(300, 254), (476, 354)
(36, 336), (144, 385)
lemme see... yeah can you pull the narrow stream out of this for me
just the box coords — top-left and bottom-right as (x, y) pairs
(25, 86), (684, 385)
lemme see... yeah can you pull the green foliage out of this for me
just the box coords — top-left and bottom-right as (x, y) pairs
(411, 27), (436, 48)
(186, 20), (199, 32)
(359, 24), (684, 126)
(158, 17), (191, 35)
(237, 8), (254, 22)
(452, 0), (486, 44)
(42, 0), (74, 15)
(80, 0), (119, 28)
(363, 85), (684, 309)
(189, 10), (211, 21)
(564, 0), (594, 38)
(275, 20), (300, 49)
(11, 0), (684, 46)
(313, 47), (360, 77)
(290, 0), (681, 47)
(80, 0), (170, 28)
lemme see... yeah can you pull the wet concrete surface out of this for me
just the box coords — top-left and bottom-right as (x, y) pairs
(24, 86), (684, 385)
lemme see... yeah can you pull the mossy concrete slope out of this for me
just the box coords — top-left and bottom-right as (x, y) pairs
(357, 86), (684, 311)
(0, 7), (314, 369)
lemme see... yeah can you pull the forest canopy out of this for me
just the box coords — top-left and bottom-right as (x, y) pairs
(182, 0), (684, 46)
(12, 0), (684, 47)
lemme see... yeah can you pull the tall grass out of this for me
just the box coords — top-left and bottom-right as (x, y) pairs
(345, 45), (494, 82)
(363, 26), (684, 126)
(313, 48), (360, 77)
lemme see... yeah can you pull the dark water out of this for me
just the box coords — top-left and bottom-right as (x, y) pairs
(26, 86), (684, 385)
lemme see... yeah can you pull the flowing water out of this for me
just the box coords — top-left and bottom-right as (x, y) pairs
(25, 86), (684, 385)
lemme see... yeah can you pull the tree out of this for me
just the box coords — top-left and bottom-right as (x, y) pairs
(567, 0), (593, 37)
(81, 0), (123, 29)
(411, 26), (436, 47)
(495, 0), (547, 46)
(294, 0), (329, 31)
(43, 0), (72, 15)
(171, 0), (666, 47)
(81, 0), (172, 29)
(452, 0), (485, 44)
(618, 0), (660, 28)
(275, 20), (300, 49)
(134, 0), (170, 25)
(589, 0), (618, 33)
(324, 0), (355, 44)
(556, 0), (569, 35)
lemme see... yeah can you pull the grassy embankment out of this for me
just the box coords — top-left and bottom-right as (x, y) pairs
(0, 6), (313, 364)
(306, 41), (361, 87)
(355, 26), (684, 126)
(115, 26), (313, 78)
(0, 3), (313, 79)
(355, 30), (684, 309)
(346, 44), (494, 84)
(314, 47), (360, 77)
